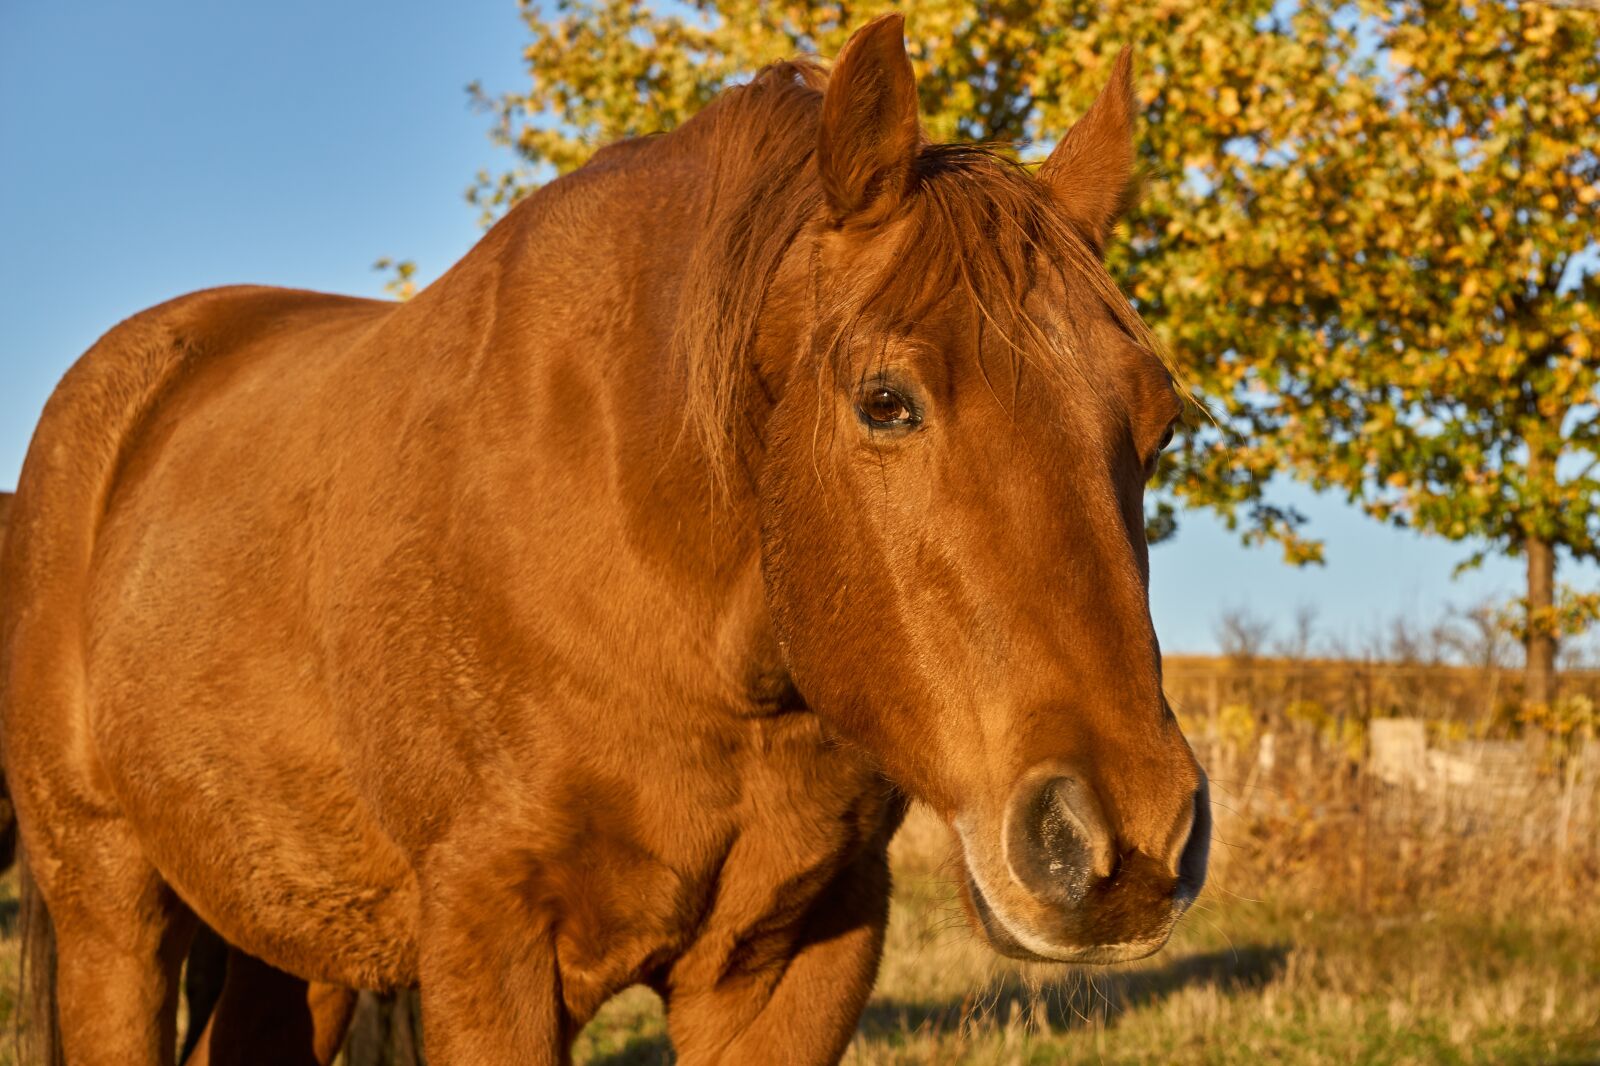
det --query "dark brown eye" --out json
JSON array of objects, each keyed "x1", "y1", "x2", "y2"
[
  {"x1": 1158, "y1": 424, "x2": 1175, "y2": 451},
  {"x1": 857, "y1": 386, "x2": 917, "y2": 428}
]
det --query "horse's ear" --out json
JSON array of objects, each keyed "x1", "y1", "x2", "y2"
[
  {"x1": 817, "y1": 13, "x2": 921, "y2": 226},
  {"x1": 1038, "y1": 48, "x2": 1138, "y2": 255}
]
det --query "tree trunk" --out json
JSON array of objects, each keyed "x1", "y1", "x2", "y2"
[{"x1": 1525, "y1": 534, "x2": 1557, "y2": 707}]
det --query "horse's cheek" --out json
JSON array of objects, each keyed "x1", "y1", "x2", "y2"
[{"x1": 757, "y1": 461, "x2": 853, "y2": 702}]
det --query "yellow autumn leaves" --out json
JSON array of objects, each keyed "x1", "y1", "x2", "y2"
[{"x1": 469, "y1": 0, "x2": 1599, "y2": 671}]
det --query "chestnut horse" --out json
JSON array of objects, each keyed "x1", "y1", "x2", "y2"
[{"x1": 1, "y1": 15, "x2": 1209, "y2": 1065}]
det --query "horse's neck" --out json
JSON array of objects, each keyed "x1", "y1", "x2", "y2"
[{"x1": 414, "y1": 147, "x2": 790, "y2": 713}]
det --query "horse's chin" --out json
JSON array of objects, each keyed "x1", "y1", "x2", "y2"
[{"x1": 955, "y1": 851, "x2": 1174, "y2": 966}]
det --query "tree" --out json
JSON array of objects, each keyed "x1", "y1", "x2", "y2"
[
  {"x1": 1194, "y1": 0, "x2": 1600, "y2": 705},
  {"x1": 469, "y1": 0, "x2": 1599, "y2": 701},
  {"x1": 1273, "y1": 603, "x2": 1322, "y2": 661}
]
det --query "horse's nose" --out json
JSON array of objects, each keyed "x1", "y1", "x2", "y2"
[
  {"x1": 1002, "y1": 766, "x2": 1211, "y2": 910},
  {"x1": 1173, "y1": 772, "x2": 1212, "y2": 908},
  {"x1": 1002, "y1": 770, "x2": 1114, "y2": 907}
]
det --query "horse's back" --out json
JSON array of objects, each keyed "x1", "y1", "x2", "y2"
[{"x1": 2, "y1": 285, "x2": 419, "y2": 987}]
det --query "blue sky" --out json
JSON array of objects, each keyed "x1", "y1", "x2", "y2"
[{"x1": 0, "y1": 1, "x2": 1561, "y2": 655}]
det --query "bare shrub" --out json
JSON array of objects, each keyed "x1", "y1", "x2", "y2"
[{"x1": 1215, "y1": 606, "x2": 1274, "y2": 664}]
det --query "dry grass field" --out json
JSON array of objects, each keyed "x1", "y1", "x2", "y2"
[
  {"x1": 565, "y1": 795, "x2": 1600, "y2": 1066},
  {"x1": 0, "y1": 656, "x2": 1596, "y2": 1064}
]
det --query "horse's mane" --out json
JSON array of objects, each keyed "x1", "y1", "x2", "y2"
[{"x1": 666, "y1": 59, "x2": 1168, "y2": 479}]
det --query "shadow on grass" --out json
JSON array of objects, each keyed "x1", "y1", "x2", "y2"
[
  {"x1": 585, "y1": 1032, "x2": 674, "y2": 1066},
  {"x1": 860, "y1": 943, "x2": 1291, "y2": 1040},
  {"x1": 580, "y1": 944, "x2": 1290, "y2": 1064}
]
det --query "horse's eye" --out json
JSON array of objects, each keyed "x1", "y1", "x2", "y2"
[
  {"x1": 858, "y1": 386, "x2": 917, "y2": 428},
  {"x1": 1158, "y1": 424, "x2": 1175, "y2": 451}
]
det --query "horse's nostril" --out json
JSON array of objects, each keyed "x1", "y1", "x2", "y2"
[
  {"x1": 1005, "y1": 774, "x2": 1113, "y2": 906},
  {"x1": 1174, "y1": 774, "x2": 1212, "y2": 907},
  {"x1": 1036, "y1": 786, "x2": 1094, "y2": 886}
]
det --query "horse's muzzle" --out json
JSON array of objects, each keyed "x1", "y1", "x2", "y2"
[{"x1": 956, "y1": 763, "x2": 1210, "y2": 964}]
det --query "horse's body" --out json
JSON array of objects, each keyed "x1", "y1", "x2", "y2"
[{"x1": 1, "y1": 17, "x2": 1208, "y2": 1065}]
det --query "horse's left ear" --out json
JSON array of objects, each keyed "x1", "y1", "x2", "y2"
[
  {"x1": 1038, "y1": 48, "x2": 1138, "y2": 255},
  {"x1": 817, "y1": 13, "x2": 921, "y2": 226}
]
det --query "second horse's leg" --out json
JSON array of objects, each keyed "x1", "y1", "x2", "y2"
[{"x1": 182, "y1": 947, "x2": 357, "y2": 1066}]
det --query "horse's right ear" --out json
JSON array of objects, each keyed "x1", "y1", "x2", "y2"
[{"x1": 817, "y1": 14, "x2": 920, "y2": 226}]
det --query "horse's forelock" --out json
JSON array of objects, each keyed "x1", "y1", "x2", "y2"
[{"x1": 671, "y1": 62, "x2": 1179, "y2": 486}]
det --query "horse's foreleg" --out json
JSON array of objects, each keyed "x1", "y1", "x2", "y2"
[
  {"x1": 664, "y1": 848, "x2": 892, "y2": 1066},
  {"x1": 416, "y1": 859, "x2": 571, "y2": 1065},
  {"x1": 181, "y1": 947, "x2": 356, "y2": 1066}
]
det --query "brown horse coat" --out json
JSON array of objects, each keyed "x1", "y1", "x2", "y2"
[{"x1": 1, "y1": 16, "x2": 1207, "y2": 1065}]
